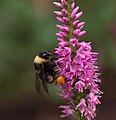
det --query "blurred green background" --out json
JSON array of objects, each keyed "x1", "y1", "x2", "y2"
[{"x1": 0, "y1": 0, "x2": 116, "y2": 120}]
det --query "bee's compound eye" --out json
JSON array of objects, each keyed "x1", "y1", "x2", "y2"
[
  {"x1": 56, "y1": 76, "x2": 65, "y2": 84},
  {"x1": 43, "y1": 53, "x2": 47, "y2": 56}
]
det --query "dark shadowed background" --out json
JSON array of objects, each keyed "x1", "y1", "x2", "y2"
[{"x1": 0, "y1": 0, "x2": 116, "y2": 120}]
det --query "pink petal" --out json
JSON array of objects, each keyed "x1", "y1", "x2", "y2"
[
  {"x1": 56, "y1": 25, "x2": 69, "y2": 32},
  {"x1": 73, "y1": 20, "x2": 79, "y2": 27},
  {"x1": 61, "y1": 0, "x2": 67, "y2": 6},
  {"x1": 77, "y1": 22, "x2": 85, "y2": 28},
  {"x1": 63, "y1": 17, "x2": 68, "y2": 23},
  {"x1": 71, "y1": 6, "x2": 79, "y2": 19},
  {"x1": 54, "y1": 11, "x2": 63, "y2": 16},
  {"x1": 78, "y1": 30, "x2": 86, "y2": 37},
  {"x1": 53, "y1": 2, "x2": 63, "y2": 8},
  {"x1": 71, "y1": 2, "x2": 75, "y2": 9},
  {"x1": 62, "y1": 9, "x2": 68, "y2": 16},
  {"x1": 56, "y1": 32, "x2": 63, "y2": 37},
  {"x1": 56, "y1": 17, "x2": 64, "y2": 23},
  {"x1": 60, "y1": 32, "x2": 68, "y2": 37},
  {"x1": 73, "y1": 29, "x2": 80, "y2": 35},
  {"x1": 57, "y1": 38, "x2": 65, "y2": 42},
  {"x1": 75, "y1": 11, "x2": 83, "y2": 19}
]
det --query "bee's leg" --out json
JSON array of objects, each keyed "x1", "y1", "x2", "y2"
[
  {"x1": 46, "y1": 74, "x2": 54, "y2": 83},
  {"x1": 51, "y1": 57, "x2": 58, "y2": 63},
  {"x1": 54, "y1": 80, "x2": 57, "y2": 85}
]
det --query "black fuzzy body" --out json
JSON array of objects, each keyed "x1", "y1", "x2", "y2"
[{"x1": 34, "y1": 51, "x2": 57, "y2": 94}]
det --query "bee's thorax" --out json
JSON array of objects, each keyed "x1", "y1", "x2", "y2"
[{"x1": 34, "y1": 56, "x2": 47, "y2": 64}]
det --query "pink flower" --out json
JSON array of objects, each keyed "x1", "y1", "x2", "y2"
[
  {"x1": 76, "y1": 99, "x2": 86, "y2": 115},
  {"x1": 59, "y1": 105, "x2": 74, "y2": 117},
  {"x1": 53, "y1": 0, "x2": 102, "y2": 119},
  {"x1": 75, "y1": 80, "x2": 85, "y2": 93},
  {"x1": 87, "y1": 93, "x2": 101, "y2": 105},
  {"x1": 70, "y1": 38, "x2": 78, "y2": 46}
]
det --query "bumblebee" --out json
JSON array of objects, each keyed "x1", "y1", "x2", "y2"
[{"x1": 34, "y1": 51, "x2": 64, "y2": 94}]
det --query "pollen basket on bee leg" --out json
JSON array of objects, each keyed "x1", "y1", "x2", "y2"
[{"x1": 56, "y1": 76, "x2": 65, "y2": 84}]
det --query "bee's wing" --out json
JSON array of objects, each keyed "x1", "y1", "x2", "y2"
[
  {"x1": 41, "y1": 76, "x2": 49, "y2": 94},
  {"x1": 35, "y1": 72, "x2": 49, "y2": 94},
  {"x1": 35, "y1": 72, "x2": 41, "y2": 92},
  {"x1": 40, "y1": 63, "x2": 49, "y2": 94}
]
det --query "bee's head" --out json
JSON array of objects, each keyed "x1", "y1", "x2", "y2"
[{"x1": 38, "y1": 51, "x2": 52, "y2": 60}]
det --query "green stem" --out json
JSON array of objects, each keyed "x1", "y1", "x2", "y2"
[
  {"x1": 65, "y1": 2, "x2": 87, "y2": 120},
  {"x1": 75, "y1": 110, "x2": 87, "y2": 120},
  {"x1": 66, "y1": 0, "x2": 77, "y2": 58},
  {"x1": 73, "y1": 91, "x2": 87, "y2": 120},
  {"x1": 67, "y1": 0, "x2": 73, "y2": 40}
]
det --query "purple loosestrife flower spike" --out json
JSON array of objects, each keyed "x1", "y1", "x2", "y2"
[{"x1": 53, "y1": 0, "x2": 102, "y2": 120}]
